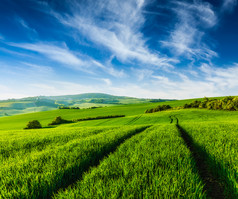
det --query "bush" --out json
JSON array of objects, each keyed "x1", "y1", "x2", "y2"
[
  {"x1": 48, "y1": 116, "x2": 71, "y2": 125},
  {"x1": 24, "y1": 120, "x2": 42, "y2": 129},
  {"x1": 145, "y1": 105, "x2": 172, "y2": 113}
]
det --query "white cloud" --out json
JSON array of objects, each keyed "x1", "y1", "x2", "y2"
[
  {"x1": 0, "y1": 84, "x2": 27, "y2": 100},
  {"x1": 29, "y1": 81, "x2": 96, "y2": 96},
  {"x1": 10, "y1": 43, "x2": 84, "y2": 67},
  {"x1": 161, "y1": 0, "x2": 218, "y2": 61},
  {"x1": 8, "y1": 42, "x2": 124, "y2": 77},
  {"x1": 54, "y1": 0, "x2": 176, "y2": 68},
  {"x1": 146, "y1": 63, "x2": 238, "y2": 99},
  {"x1": 92, "y1": 60, "x2": 125, "y2": 78},
  {"x1": 16, "y1": 16, "x2": 37, "y2": 35},
  {"x1": 200, "y1": 63, "x2": 238, "y2": 90},
  {"x1": 101, "y1": 78, "x2": 112, "y2": 86},
  {"x1": 132, "y1": 68, "x2": 154, "y2": 81},
  {"x1": 22, "y1": 62, "x2": 54, "y2": 74}
]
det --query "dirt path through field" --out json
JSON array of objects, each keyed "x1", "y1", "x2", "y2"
[{"x1": 174, "y1": 117, "x2": 225, "y2": 199}]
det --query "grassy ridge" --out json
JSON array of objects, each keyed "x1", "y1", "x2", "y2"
[{"x1": 54, "y1": 125, "x2": 206, "y2": 199}]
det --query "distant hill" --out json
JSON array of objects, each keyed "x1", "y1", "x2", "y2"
[{"x1": 0, "y1": 93, "x2": 173, "y2": 117}]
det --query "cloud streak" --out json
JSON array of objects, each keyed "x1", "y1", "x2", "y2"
[
  {"x1": 8, "y1": 42, "x2": 123, "y2": 77},
  {"x1": 161, "y1": 0, "x2": 218, "y2": 61},
  {"x1": 53, "y1": 0, "x2": 177, "y2": 69}
]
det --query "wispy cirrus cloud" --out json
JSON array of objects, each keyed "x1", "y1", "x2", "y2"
[
  {"x1": 53, "y1": 0, "x2": 177, "y2": 69},
  {"x1": 10, "y1": 42, "x2": 84, "y2": 66},
  {"x1": 200, "y1": 63, "x2": 238, "y2": 90},
  {"x1": 148, "y1": 62, "x2": 238, "y2": 99},
  {"x1": 131, "y1": 68, "x2": 154, "y2": 81},
  {"x1": 22, "y1": 62, "x2": 54, "y2": 74},
  {"x1": 8, "y1": 42, "x2": 123, "y2": 77},
  {"x1": 16, "y1": 16, "x2": 37, "y2": 35},
  {"x1": 161, "y1": 0, "x2": 218, "y2": 61}
]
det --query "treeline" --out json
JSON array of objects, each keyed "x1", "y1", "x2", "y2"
[
  {"x1": 145, "y1": 96, "x2": 238, "y2": 114},
  {"x1": 145, "y1": 105, "x2": 172, "y2": 113},
  {"x1": 183, "y1": 96, "x2": 238, "y2": 111},
  {"x1": 58, "y1": 106, "x2": 80, "y2": 109}
]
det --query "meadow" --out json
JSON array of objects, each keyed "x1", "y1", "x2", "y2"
[{"x1": 0, "y1": 98, "x2": 237, "y2": 198}]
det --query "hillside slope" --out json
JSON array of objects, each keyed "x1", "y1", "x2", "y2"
[{"x1": 0, "y1": 93, "x2": 171, "y2": 117}]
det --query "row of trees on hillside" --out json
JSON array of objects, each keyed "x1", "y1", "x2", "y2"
[
  {"x1": 145, "y1": 96, "x2": 238, "y2": 114},
  {"x1": 58, "y1": 106, "x2": 80, "y2": 109},
  {"x1": 145, "y1": 105, "x2": 172, "y2": 113},
  {"x1": 183, "y1": 96, "x2": 238, "y2": 111}
]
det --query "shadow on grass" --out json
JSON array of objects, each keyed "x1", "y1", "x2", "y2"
[
  {"x1": 42, "y1": 126, "x2": 57, "y2": 129},
  {"x1": 176, "y1": 124, "x2": 238, "y2": 199}
]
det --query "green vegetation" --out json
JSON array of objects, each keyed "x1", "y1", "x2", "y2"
[
  {"x1": 0, "y1": 95, "x2": 237, "y2": 198},
  {"x1": 146, "y1": 96, "x2": 238, "y2": 114},
  {"x1": 24, "y1": 120, "x2": 42, "y2": 129},
  {"x1": 55, "y1": 125, "x2": 206, "y2": 199},
  {"x1": 48, "y1": 116, "x2": 72, "y2": 125},
  {"x1": 0, "y1": 93, "x2": 171, "y2": 117},
  {"x1": 179, "y1": 122, "x2": 238, "y2": 198},
  {"x1": 59, "y1": 106, "x2": 80, "y2": 109},
  {"x1": 73, "y1": 114, "x2": 125, "y2": 122},
  {"x1": 183, "y1": 96, "x2": 238, "y2": 111},
  {"x1": 0, "y1": 125, "x2": 148, "y2": 198},
  {"x1": 145, "y1": 104, "x2": 171, "y2": 113}
]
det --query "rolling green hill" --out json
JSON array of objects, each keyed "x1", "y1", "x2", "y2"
[
  {"x1": 0, "y1": 96, "x2": 237, "y2": 198},
  {"x1": 0, "y1": 98, "x2": 197, "y2": 130},
  {"x1": 0, "y1": 93, "x2": 171, "y2": 118}
]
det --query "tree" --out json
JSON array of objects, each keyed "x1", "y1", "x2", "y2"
[
  {"x1": 48, "y1": 116, "x2": 71, "y2": 125},
  {"x1": 24, "y1": 120, "x2": 42, "y2": 129}
]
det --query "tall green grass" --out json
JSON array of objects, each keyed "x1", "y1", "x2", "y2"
[
  {"x1": 0, "y1": 125, "x2": 147, "y2": 198},
  {"x1": 180, "y1": 122, "x2": 238, "y2": 198},
  {"x1": 55, "y1": 125, "x2": 207, "y2": 199},
  {"x1": 0, "y1": 126, "x2": 118, "y2": 163}
]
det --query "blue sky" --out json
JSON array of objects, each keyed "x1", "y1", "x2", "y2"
[{"x1": 0, "y1": 0, "x2": 238, "y2": 99}]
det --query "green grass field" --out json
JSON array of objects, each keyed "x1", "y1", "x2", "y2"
[{"x1": 0, "y1": 98, "x2": 237, "y2": 198}]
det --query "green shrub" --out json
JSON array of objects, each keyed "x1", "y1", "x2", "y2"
[
  {"x1": 24, "y1": 120, "x2": 42, "y2": 129},
  {"x1": 48, "y1": 116, "x2": 71, "y2": 125},
  {"x1": 145, "y1": 105, "x2": 171, "y2": 113}
]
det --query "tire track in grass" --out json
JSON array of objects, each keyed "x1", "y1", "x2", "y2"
[
  {"x1": 175, "y1": 118, "x2": 226, "y2": 199},
  {"x1": 125, "y1": 115, "x2": 142, "y2": 125},
  {"x1": 50, "y1": 125, "x2": 150, "y2": 199},
  {"x1": 169, "y1": 116, "x2": 173, "y2": 124}
]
